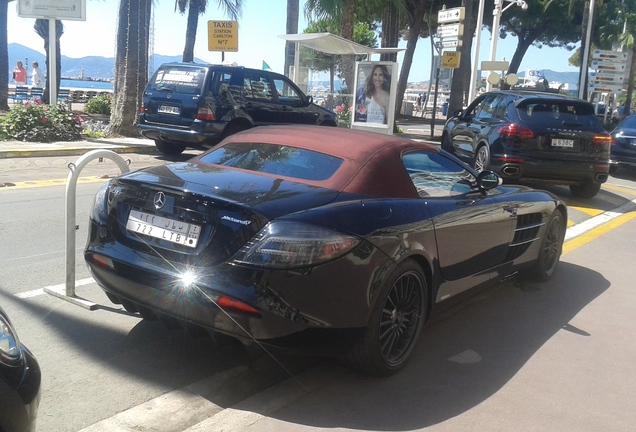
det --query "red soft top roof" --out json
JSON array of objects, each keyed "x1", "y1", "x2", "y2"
[{"x1": 197, "y1": 125, "x2": 439, "y2": 199}]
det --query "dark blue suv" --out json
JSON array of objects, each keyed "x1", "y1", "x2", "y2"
[{"x1": 138, "y1": 63, "x2": 338, "y2": 155}]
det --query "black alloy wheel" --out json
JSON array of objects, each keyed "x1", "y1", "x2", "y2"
[
  {"x1": 522, "y1": 210, "x2": 565, "y2": 282},
  {"x1": 343, "y1": 260, "x2": 427, "y2": 376},
  {"x1": 474, "y1": 145, "x2": 490, "y2": 172}
]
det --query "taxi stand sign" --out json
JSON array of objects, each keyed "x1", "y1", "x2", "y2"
[
  {"x1": 208, "y1": 20, "x2": 238, "y2": 52},
  {"x1": 442, "y1": 51, "x2": 461, "y2": 69}
]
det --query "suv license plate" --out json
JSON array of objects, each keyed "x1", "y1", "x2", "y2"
[
  {"x1": 552, "y1": 139, "x2": 574, "y2": 147},
  {"x1": 126, "y1": 210, "x2": 200, "y2": 248},
  {"x1": 158, "y1": 105, "x2": 180, "y2": 115}
]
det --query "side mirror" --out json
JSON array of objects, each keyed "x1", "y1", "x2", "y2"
[
  {"x1": 451, "y1": 109, "x2": 463, "y2": 118},
  {"x1": 476, "y1": 170, "x2": 502, "y2": 191},
  {"x1": 306, "y1": 95, "x2": 314, "y2": 105}
]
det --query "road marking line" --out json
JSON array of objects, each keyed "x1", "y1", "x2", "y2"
[{"x1": 15, "y1": 277, "x2": 95, "y2": 299}]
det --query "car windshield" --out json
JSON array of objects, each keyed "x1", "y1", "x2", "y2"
[
  {"x1": 516, "y1": 100, "x2": 599, "y2": 128},
  {"x1": 199, "y1": 142, "x2": 344, "y2": 181},
  {"x1": 148, "y1": 66, "x2": 206, "y2": 95}
]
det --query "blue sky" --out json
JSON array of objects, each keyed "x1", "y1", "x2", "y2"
[{"x1": 7, "y1": 0, "x2": 581, "y2": 82}]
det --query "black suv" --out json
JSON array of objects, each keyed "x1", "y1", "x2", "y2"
[
  {"x1": 442, "y1": 90, "x2": 611, "y2": 198},
  {"x1": 138, "y1": 63, "x2": 338, "y2": 155}
]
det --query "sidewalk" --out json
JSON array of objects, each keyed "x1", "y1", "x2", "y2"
[{"x1": 0, "y1": 117, "x2": 443, "y2": 159}]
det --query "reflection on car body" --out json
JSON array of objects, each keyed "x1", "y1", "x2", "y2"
[{"x1": 85, "y1": 125, "x2": 567, "y2": 376}]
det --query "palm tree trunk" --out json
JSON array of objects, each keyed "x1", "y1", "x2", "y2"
[
  {"x1": 395, "y1": 0, "x2": 426, "y2": 119},
  {"x1": 0, "y1": 0, "x2": 9, "y2": 110},
  {"x1": 111, "y1": 0, "x2": 151, "y2": 136},
  {"x1": 624, "y1": 45, "x2": 636, "y2": 117},
  {"x1": 380, "y1": 2, "x2": 399, "y2": 63},
  {"x1": 182, "y1": 0, "x2": 201, "y2": 62}
]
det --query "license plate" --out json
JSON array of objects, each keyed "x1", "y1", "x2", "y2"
[
  {"x1": 552, "y1": 138, "x2": 574, "y2": 148},
  {"x1": 126, "y1": 210, "x2": 201, "y2": 248},
  {"x1": 158, "y1": 105, "x2": 180, "y2": 115}
]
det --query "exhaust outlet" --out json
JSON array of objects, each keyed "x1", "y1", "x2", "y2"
[
  {"x1": 502, "y1": 166, "x2": 520, "y2": 176},
  {"x1": 596, "y1": 173, "x2": 608, "y2": 182}
]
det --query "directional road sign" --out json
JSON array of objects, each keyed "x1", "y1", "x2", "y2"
[
  {"x1": 441, "y1": 40, "x2": 463, "y2": 49},
  {"x1": 438, "y1": 7, "x2": 465, "y2": 24},
  {"x1": 437, "y1": 23, "x2": 464, "y2": 38},
  {"x1": 592, "y1": 49, "x2": 629, "y2": 63},
  {"x1": 591, "y1": 61, "x2": 627, "y2": 72},
  {"x1": 590, "y1": 74, "x2": 625, "y2": 84},
  {"x1": 588, "y1": 83, "x2": 624, "y2": 93}
]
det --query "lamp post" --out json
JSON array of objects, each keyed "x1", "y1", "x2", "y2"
[{"x1": 485, "y1": 0, "x2": 528, "y2": 91}]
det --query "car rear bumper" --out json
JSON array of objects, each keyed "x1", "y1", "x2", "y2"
[
  {"x1": 492, "y1": 156, "x2": 609, "y2": 185},
  {"x1": 137, "y1": 121, "x2": 225, "y2": 145}
]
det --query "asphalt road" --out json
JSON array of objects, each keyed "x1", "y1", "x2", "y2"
[{"x1": 1, "y1": 149, "x2": 635, "y2": 432}]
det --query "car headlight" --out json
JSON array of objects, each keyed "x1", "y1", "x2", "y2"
[
  {"x1": 232, "y1": 221, "x2": 360, "y2": 269},
  {"x1": 90, "y1": 182, "x2": 110, "y2": 226},
  {"x1": 0, "y1": 313, "x2": 22, "y2": 365}
]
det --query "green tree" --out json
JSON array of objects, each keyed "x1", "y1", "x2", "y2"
[
  {"x1": 174, "y1": 0, "x2": 243, "y2": 63},
  {"x1": 110, "y1": 0, "x2": 152, "y2": 136}
]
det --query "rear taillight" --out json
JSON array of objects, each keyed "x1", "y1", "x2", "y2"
[
  {"x1": 140, "y1": 103, "x2": 145, "y2": 114},
  {"x1": 196, "y1": 105, "x2": 215, "y2": 121},
  {"x1": 216, "y1": 295, "x2": 260, "y2": 316},
  {"x1": 497, "y1": 124, "x2": 535, "y2": 139},
  {"x1": 592, "y1": 133, "x2": 612, "y2": 146}
]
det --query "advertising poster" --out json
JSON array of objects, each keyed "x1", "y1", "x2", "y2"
[{"x1": 351, "y1": 61, "x2": 398, "y2": 135}]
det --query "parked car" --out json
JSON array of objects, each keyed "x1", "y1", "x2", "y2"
[
  {"x1": 137, "y1": 63, "x2": 338, "y2": 155},
  {"x1": 442, "y1": 90, "x2": 611, "y2": 198},
  {"x1": 0, "y1": 306, "x2": 41, "y2": 432},
  {"x1": 85, "y1": 125, "x2": 566, "y2": 376},
  {"x1": 609, "y1": 115, "x2": 636, "y2": 174}
]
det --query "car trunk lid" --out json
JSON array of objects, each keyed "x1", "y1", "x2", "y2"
[{"x1": 104, "y1": 164, "x2": 340, "y2": 266}]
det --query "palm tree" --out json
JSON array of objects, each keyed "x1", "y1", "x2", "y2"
[
  {"x1": 0, "y1": 0, "x2": 10, "y2": 110},
  {"x1": 174, "y1": 0, "x2": 243, "y2": 63},
  {"x1": 110, "y1": 0, "x2": 152, "y2": 136},
  {"x1": 285, "y1": 0, "x2": 300, "y2": 77},
  {"x1": 34, "y1": 19, "x2": 64, "y2": 104}
]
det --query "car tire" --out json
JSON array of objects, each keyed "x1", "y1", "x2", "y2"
[
  {"x1": 155, "y1": 139, "x2": 186, "y2": 156},
  {"x1": 569, "y1": 181, "x2": 601, "y2": 198},
  {"x1": 221, "y1": 123, "x2": 250, "y2": 140},
  {"x1": 341, "y1": 260, "x2": 427, "y2": 376},
  {"x1": 474, "y1": 145, "x2": 490, "y2": 172},
  {"x1": 521, "y1": 209, "x2": 565, "y2": 282},
  {"x1": 441, "y1": 132, "x2": 453, "y2": 153}
]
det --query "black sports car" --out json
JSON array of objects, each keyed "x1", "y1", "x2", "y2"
[
  {"x1": 85, "y1": 125, "x2": 567, "y2": 376},
  {"x1": 0, "y1": 306, "x2": 41, "y2": 432}
]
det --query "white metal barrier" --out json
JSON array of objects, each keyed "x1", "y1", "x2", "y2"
[{"x1": 44, "y1": 150, "x2": 130, "y2": 310}]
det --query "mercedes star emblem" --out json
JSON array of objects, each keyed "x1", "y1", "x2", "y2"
[{"x1": 153, "y1": 192, "x2": 166, "y2": 209}]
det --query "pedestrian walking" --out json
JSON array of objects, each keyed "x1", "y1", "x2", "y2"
[
  {"x1": 12, "y1": 61, "x2": 27, "y2": 85},
  {"x1": 31, "y1": 62, "x2": 45, "y2": 88}
]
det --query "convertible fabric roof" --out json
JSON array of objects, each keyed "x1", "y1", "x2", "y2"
[
  {"x1": 278, "y1": 33, "x2": 405, "y2": 56},
  {"x1": 211, "y1": 125, "x2": 438, "y2": 199}
]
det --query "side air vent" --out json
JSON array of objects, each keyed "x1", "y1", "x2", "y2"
[{"x1": 506, "y1": 213, "x2": 544, "y2": 261}]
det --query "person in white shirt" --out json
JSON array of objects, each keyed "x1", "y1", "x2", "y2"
[{"x1": 31, "y1": 62, "x2": 45, "y2": 88}]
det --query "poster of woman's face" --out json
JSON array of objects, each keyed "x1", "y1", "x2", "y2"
[{"x1": 354, "y1": 63, "x2": 392, "y2": 125}]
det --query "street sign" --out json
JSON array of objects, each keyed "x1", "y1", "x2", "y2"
[
  {"x1": 481, "y1": 60, "x2": 509, "y2": 71},
  {"x1": 592, "y1": 49, "x2": 629, "y2": 63},
  {"x1": 437, "y1": 23, "x2": 464, "y2": 38},
  {"x1": 438, "y1": 7, "x2": 465, "y2": 24},
  {"x1": 441, "y1": 40, "x2": 463, "y2": 49},
  {"x1": 17, "y1": 0, "x2": 86, "y2": 20},
  {"x1": 588, "y1": 83, "x2": 624, "y2": 93},
  {"x1": 591, "y1": 61, "x2": 627, "y2": 72},
  {"x1": 590, "y1": 74, "x2": 625, "y2": 84},
  {"x1": 442, "y1": 51, "x2": 461, "y2": 69},
  {"x1": 208, "y1": 20, "x2": 238, "y2": 52}
]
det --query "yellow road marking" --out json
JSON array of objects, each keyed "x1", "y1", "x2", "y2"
[
  {"x1": 568, "y1": 206, "x2": 605, "y2": 217},
  {"x1": 603, "y1": 183, "x2": 636, "y2": 197},
  {"x1": 563, "y1": 210, "x2": 636, "y2": 255},
  {"x1": 0, "y1": 176, "x2": 107, "y2": 189}
]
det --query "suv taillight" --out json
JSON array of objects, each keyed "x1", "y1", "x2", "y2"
[
  {"x1": 592, "y1": 133, "x2": 612, "y2": 146},
  {"x1": 139, "y1": 103, "x2": 145, "y2": 114},
  {"x1": 196, "y1": 105, "x2": 215, "y2": 121},
  {"x1": 497, "y1": 124, "x2": 535, "y2": 139}
]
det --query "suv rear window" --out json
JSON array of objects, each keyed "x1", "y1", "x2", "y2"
[
  {"x1": 149, "y1": 65, "x2": 206, "y2": 95},
  {"x1": 516, "y1": 100, "x2": 600, "y2": 128},
  {"x1": 200, "y1": 142, "x2": 343, "y2": 181}
]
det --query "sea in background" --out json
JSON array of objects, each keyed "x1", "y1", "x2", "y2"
[{"x1": 61, "y1": 79, "x2": 112, "y2": 90}]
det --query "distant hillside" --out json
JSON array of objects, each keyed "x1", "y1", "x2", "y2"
[
  {"x1": 518, "y1": 70, "x2": 579, "y2": 86},
  {"x1": 8, "y1": 43, "x2": 207, "y2": 79}
]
